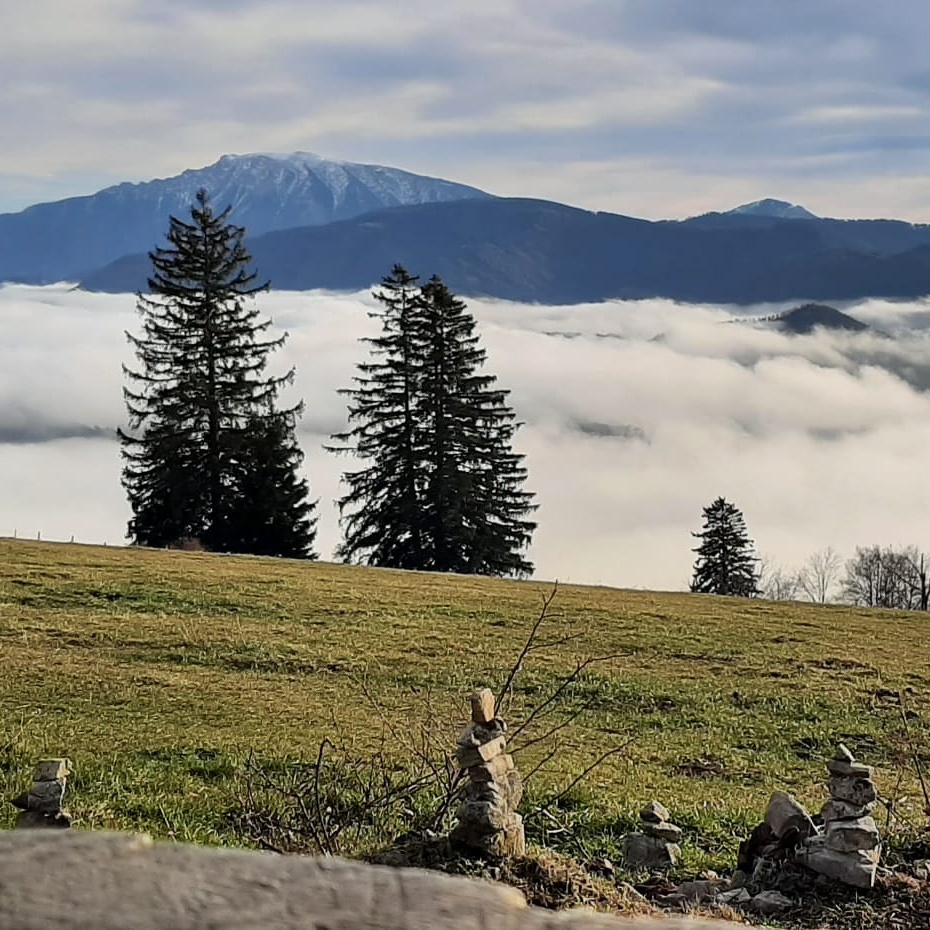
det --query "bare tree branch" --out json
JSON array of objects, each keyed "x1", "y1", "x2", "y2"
[{"x1": 497, "y1": 582, "x2": 559, "y2": 716}]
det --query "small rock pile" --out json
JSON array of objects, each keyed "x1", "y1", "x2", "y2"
[
  {"x1": 798, "y1": 743, "x2": 881, "y2": 889},
  {"x1": 622, "y1": 801, "x2": 682, "y2": 870},
  {"x1": 11, "y1": 759, "x2": 72, "y2": 829},
  {"x1": 450, "y1": 688, "x2": 525, "y2": 859}
]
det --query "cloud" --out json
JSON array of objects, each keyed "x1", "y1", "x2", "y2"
[
  {"x1": 4, "y1": 283, "x2": 930, "y2": 591},
  {"x1": 2, "y1": 2, "x2": 930, "y2": 219}
]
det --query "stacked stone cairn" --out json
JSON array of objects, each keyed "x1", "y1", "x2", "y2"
[
  {"x1": 10, "y1": 759, "x2": 72, "y2": 829},
  {"x1": 622, "y1": 800, "x2": 683, "y2": 869},
  {"x1": 450, "y1": 688, "x2": 525, "y2": 859},
  {"x1": 797, "y1": 744, "x2": 880, "y2": 889}
]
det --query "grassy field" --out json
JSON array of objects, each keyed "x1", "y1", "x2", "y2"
[{"x1": 1, "y1": 538, "x2": 928, "y2": 871}]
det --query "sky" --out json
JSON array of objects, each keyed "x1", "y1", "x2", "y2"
[
  {"x1": 4, "y1": 284, "x2": 930, "y2": 592},
  {"x1": 2, "y1": 0, "x2": 930, "y2": 220}
]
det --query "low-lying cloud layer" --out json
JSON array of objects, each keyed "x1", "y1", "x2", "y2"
[{"x1": 3, "y1": 283, "x2": 930, "y2": 591}]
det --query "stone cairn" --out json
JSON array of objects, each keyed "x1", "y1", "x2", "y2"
[
  {"x1": 797, "y1": 744, "x2": 880, "y2": 889},
  {"x1": 10, "y1": 759, "x2": 72, "y2": 829},
  {"x1": 450, "y1": 688, "x2": 525, "y2": 858},
  {"x1": 622, "y1": 800, "x2": 683, "y2": 870}
]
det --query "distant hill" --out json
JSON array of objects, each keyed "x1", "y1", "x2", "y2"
[
  {"x1": 770, "y1": 303, "x2": 869, "y2": 334},
  {"x1": 0, "y1": 152, "x2": 492, "y2": 284},
  {"x1": 723, "y1": 198, "x2": 818, "y2": 220},
  {"x1": 80, "y1": 196, "x2": 930, "y2": 305}
]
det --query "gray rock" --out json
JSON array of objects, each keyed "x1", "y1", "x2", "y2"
[
  {"x1": 821, "y1": 798, "x2": 874, "y2": 822},
  {"x1": 622, "y1": 833, "x2": 680, "y2": 870},
  {"x1": 456, "y1": 736, "x2": 506, "y2": 768},
  {"x1": 451, "y1": 803, "x2": 526, "y2": 857},
  {"x1": 641, "y1": 821, "x2": 683, "y2": 841},
  {"x1": 828, "y1": 775, "x2": 877, "y2": 807},
  {"x1": 33, "y1": 759, "x2": 71, "y2": 782},
  {"x1": 749, "y1": 890, "x2": 793, "y2": 915},
  {"x1": 763, "y1": 791, "x2": 816, "y2": 840},
  {"x1": 726, "y1": 870, "x2": 749, "y2": 890},
  {"x1": 454, "y1": 800, "x2": 513, "y2": 833},
  {"x1": 827, "y1": 759, "x2": 875, "y2": 778},
  {"x1": 716, "y1": 887, "x2": 752, "y2": 906},
  {"x1": 825, "y1": 816, "x2": 880, "y2": 853},
  {"x1": 1, "y1": 830, "x2": 743, "y2": 930},
  {"x1": 14, "y1": 810, "x2": 71, "y2": 829},
  {"x1": 468, "y1": 753, "x2": 515, "y2": 782},
  {"x1": 25, "y1": 779, "x2": 65, "y2": 814},
  {"x1": 798, "y1": 835, "x2": 879, "y2": 889},
  {"x1": 504, "y1": 769, "x2": 524, "y2": 810},
  {"x1": 639, "y1": 801, "x2": 670, "y2": 824},
  {"x1": 833, "y1": 743, "x2": 856, "y2": 764},
  {"x1": 676, "y1": 880, "x2": 723, "y2": 903}
]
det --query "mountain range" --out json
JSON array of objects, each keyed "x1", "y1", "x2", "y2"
[
  {"x1": 3, "y1": 153, "x2": 930, "y2": 305},
  {"x1": 0, "y1": 153, "x2": 489, "y2": 285}
]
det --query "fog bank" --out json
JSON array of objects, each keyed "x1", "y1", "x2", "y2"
[{"x1": 3, "y1": 284, "x2": 929, "y2": 590}]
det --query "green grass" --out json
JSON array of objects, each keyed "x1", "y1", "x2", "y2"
[{"x1": 1, "y1": 538, "x2": 928, "y2": 870}]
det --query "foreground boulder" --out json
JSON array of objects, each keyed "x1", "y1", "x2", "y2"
[{"x1": 0, "y1": 831, "x2": 736, "y2": 929}]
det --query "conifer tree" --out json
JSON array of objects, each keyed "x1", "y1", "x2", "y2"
[
  {"x1": 331, "y1": 266, "x2": 536, "y2": 575},
  {"x1": 690, "y1": 497, "x2": 758, "y2": 596},
  {"x1": 329, "y1": 264, "x2": 425, "y2": 568},
  {"x1": 416, "y1": 276, "x2": 536, "y2": 575},
  {"x1": 120, "y1": 189, "x2": 316, "y2": 557}
]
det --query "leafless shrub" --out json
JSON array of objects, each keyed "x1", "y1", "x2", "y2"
[{"x1": 231, "y1": 584, "x2": 631, "y2": 857}]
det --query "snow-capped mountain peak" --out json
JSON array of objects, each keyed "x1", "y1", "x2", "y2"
[
  {"x1": 0, "y1": 153, "x2": 493, "y2": 283},
  {"x1": 725, "y1": 198, "x2": 818, "y2": 220}
]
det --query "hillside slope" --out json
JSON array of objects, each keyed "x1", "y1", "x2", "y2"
[{"x1": 0, "y1": 539, "x2": 924, "y2": 866}]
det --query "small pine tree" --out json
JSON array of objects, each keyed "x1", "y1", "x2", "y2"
[
  {"x1": 330, "y1": 266, "x2": 536, "y2": 575},
  {"x1": 690, "y1": 497, "x2": 759, "y2": 596},
  {"x1": 120, "y1": 189, "x2": 316, "y2": 557},
  {"x1": 222, "y1": 411, "x2": 318, "y2": 558}
]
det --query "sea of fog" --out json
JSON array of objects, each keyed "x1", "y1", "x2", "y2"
[{"x1": 3, "y1": 283, "x2": 930, "y2": 591}]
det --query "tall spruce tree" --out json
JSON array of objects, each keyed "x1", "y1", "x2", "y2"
[
  {"x1": 120, "y1": 189, "x2": 316, "y2": 557},
  {"x1": 330, "y1": 266, "x2": 536, "y2": 575},
  {"x1": 329, "y1": 265, "x2": 425, "y2": 568},
  {"x1": 416, "y1": 275, "x2": 536, "y2": 575},
  {"x1": 690, "y1": 497, "x2": 758, "y2": 596}
]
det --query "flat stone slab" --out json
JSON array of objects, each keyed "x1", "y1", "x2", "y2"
[
  {"x1": 798, "y1": 835, "x2": 879, "y2": 889},
  {"x1": 639, "y1": 801, "x2": 670, "y2": 824},
  {"x1": 33, "y1": 759, "x2": 71, "y2": 782},
  {"x1": 456, "y1": 735, "x2": 506, "y2": 768},
  {"x1": 827, "y1": 759, "x2": 874, "y2": 778},
  {"x1": 825, "y1": 816, "x2": 880, "y2": 853},
  {"x1": 0, "y1": 831, "x2": 736, "y2": 930},
  {"x1": 641, "y1": 821, "x2": 683, "y2": 841},
  {"x1": 821, "y1": 799, "x2": 875, "y2": 822}
]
